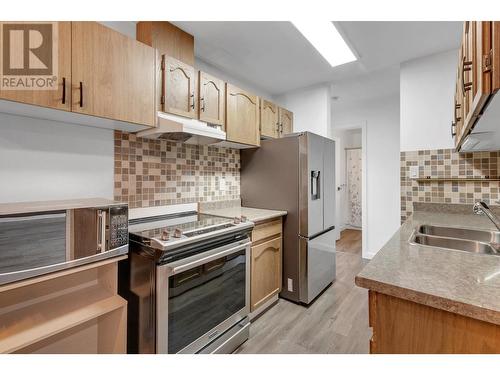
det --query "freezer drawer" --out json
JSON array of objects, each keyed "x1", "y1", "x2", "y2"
[{"x1": 299, "y1": 228, "x2": 336, "y2": 304}]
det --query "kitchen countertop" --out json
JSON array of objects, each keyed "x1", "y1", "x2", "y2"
[
  {"x1": 198, "y1": 200, "x2": 286, "y2": 223},
  {"x1": 0, "y1": 197, "x2": 121, "y2": 215},
  {"x1": 201, "y1": 206, "x2": 287, "y2": 223},
  {"x1": 355, "y1": 204, "x2": 500, "y2": 325}
]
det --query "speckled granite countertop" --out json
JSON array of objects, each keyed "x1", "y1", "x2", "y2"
[
  {"x1": 198, "y1": 199, "x2": 287, "y2": 223},
  {"x1": 355, "y1": 204, "x2": 500, "y2": 325}
]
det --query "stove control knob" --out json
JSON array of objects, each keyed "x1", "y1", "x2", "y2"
[
  {"x1": 173, "y1": 228, "x2": 183, "y2": 238},
  {"x1": 233, "y1": 217, "x2": 241, "y2": 224},
  {"x1": 240, "y1": 215, "x2": 248, "y2": 223},
  {"x1": 161, "y1": 230, "x2": 170, "y2": 241}
]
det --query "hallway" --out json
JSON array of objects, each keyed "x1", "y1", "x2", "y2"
[{"x1": 336, "y1": 229, "x2": 362, "y2": 255}]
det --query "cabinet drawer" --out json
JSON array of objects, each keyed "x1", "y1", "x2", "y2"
[{"x1": 251, "y1": 218, "x2": 282, "y2": 243}]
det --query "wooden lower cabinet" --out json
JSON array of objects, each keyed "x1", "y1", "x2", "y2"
[
  {"x1": 0, "y1": 257, "x2": 127, "y2": 354},
  {"x1": 250, "y1": 218, "x2": 282, "y2": 312},
  {"x1": 368, "y1": 291, "x2": 500, "y2": 354}
]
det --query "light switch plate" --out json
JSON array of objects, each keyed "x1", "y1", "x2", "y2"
[{"x1": 410, "y1": 166, "x2": 419, "y2": 179}]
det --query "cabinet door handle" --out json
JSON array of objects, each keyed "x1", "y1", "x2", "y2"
[
  {"x1": 462, "y1": 57, "x2": 473, "y2": 94},
  {"x1": 200, "y1": 97, "x2": 205, "y2": 112},
  {"x1": 79, "y1": 82, "x2": 83, "y2": 107},
  {"x1": 61, "y1": 77, "x2": 66, "y2": 104},
  {"x1": 190, "y1": 93, "x2": 195, "y2": 109},
  {"x1": 280, "y1": 123, "x2": 284, "y2": 134}
]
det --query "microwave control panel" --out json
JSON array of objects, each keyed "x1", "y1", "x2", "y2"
[{"x1": 109, "y1": 206, "x2": 128, "y2": 249}]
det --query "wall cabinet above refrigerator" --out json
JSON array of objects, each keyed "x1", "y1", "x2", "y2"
[{"x1": 260, "y1": 100, "x2": 294, "y2": 139}]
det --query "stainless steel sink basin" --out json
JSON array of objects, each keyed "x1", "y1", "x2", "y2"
[
  {"x1": 418, "y1": 225, "x2": 500, "y2": 243},
  {"x1": 410, "y1": 224, "x2": 500, "y2": 256},
  {"x1": 412, "y1": 234, "x2": 499, "y2": 255}
]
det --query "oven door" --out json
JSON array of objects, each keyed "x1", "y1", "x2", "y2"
[{"x1": 156, "y1": 239, "x2": 251, "y2": 354}]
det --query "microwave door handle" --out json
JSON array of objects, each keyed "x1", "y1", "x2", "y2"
[
  {"x1": 167, "y1": 242, "x2": 249, "y2": 275},
  {"x1": 97, "y1": 210, "x2": 106, "y2": 253}
]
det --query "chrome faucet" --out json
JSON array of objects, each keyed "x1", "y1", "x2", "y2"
[{"x1": 473, "y1": 201, "x2": 500, "y2": 231}]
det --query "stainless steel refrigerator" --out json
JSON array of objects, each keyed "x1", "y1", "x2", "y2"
[{"x1": 241, "y1": 132, "x2": 335, "y2": 304}]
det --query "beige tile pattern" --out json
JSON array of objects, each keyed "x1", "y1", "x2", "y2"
[
  {"x1": 114, "y1": 131, "x2": 240, "y2": 208},
  {"x1": 401, "y1": 149, "x2": 500, "y2": 222}
]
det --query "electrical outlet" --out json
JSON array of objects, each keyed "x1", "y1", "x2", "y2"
[
  {"x1": 287, "y1": 278, "x2": 293, "y2": 292},
  {"x1": 410, "y1": 166, "x2": 419, "y2": 179},
  {"x1": 218, "y1": 177, "x2": 226, "y2": 192}
]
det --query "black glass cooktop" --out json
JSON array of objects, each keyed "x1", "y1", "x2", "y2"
[{"x1": 129, "y1": 212, "x2": 234, "y2": 241}]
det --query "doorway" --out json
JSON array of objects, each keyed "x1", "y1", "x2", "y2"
[
  {"x1": 345, "y1": 147, "x2": 362, "y2": 228},
  {"x1": 332, "y1": 126, "x2": 365, "y2": 258}
]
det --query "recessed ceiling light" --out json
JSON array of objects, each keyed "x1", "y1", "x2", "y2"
[{"x1": 292, "y1": 21, "x2": 356, "y2": 68}]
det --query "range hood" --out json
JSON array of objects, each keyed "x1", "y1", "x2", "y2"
[
  {"x1": 136, "y1": 112, "x2": 226, "y2": 145},
  {"x1": 459, "y1": 92, "x2": 500, "y2": 152}
]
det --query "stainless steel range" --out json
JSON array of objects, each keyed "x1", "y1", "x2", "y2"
[{"x1": 119, "y1": 210, "x2": 254, "y2": 354}]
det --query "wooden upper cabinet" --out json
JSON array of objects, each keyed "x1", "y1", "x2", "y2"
[
  {"x1": 251, "y1": 236, "x2": 282, "y2": 311},
  {"x1": 456, "y1": 21, "x2": 492, "y2": 141},
  {"x1": 454, "y1": 21, "x2": 500, "y2": 149},
  {"x1": 71, "y1": 22, "x2": 155, "y2": 127},
  {"x1": 0, "y1": 22, "x2": 72, "y2": 111},
  {"x1": 463, "y1": 22, "x2": 491, "y2": 127},
  {"x1": 136, "y1": 22, "x2": 194, "y2": 65},
  {"x1": 198, "y1": 71, "x2": 225, "y2": 126},
  {"x1": 279, "y1": 107, "x2": 293, "y2": 137},
  {"x1": 492, "y1": 22, "x2": 500, "y2": 92},
  {"x1": 260, "y1": 100, "x2": 279, "y2": 138},
  {"x1": 162, "y1": 55, "x2": 197, "y2": 119},
  {"x1": 225, "y1": 83, "x2": 260, "y2": 146},
  {"x1": 136, "y1": 22, "x2": 194, "y2": 112}
]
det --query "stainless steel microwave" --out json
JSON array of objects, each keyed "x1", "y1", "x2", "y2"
[{"x1": 0, "y1": 199, "x2": 129, "y2": 285}]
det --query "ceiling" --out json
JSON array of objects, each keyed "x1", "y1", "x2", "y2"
[{"x1": 172, "y1": 21, "x2": 462, "y2": 96}]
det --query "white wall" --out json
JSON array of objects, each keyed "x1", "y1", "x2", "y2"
[
  {"x1": 274, "y1": 84, "x2": 332, "y2": 138},
  {"x1": 333, "y1": 94, "x2": 400, "y2": 259},
  {"x1": 0, "y1": 113, "x2": 114, "y2": 203},
  {"x1": 400, "y1": 49, "x2": 458, "y2": 151}
]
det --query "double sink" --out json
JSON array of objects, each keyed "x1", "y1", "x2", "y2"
[{"x1": 410, "y1": 225, "x2": 500, "y2": 256}]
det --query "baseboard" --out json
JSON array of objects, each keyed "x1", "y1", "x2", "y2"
[
  {"x1": 343, "y1": 224, "x2": 362, "y2": 231},
  {"x1": 248, "y1": 294, "x2": 279, "y2": 322}
]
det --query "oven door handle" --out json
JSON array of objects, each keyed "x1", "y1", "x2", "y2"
[{"x1": 167, "y1": 241, "x2": 250, "y2": 276}]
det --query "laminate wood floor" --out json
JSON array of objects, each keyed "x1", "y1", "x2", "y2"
[
  {"x1": 236, "y1": 246, "x2": 370, "y2": 354},
  {"x1": 336, "y1": 229, "x2": 362, "y2": 255}
]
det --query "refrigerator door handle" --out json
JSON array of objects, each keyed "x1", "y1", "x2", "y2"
[{"x1": 311, "y1": 170, "x2": 321, "y2": 200}]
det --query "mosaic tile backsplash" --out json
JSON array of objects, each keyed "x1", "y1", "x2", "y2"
[
  {"x1": 114, "y1": 131, "x2": 240, "y2": 208},
  {"x1": 401, "y1": 149, "x2": 500, "y2": 222}
]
